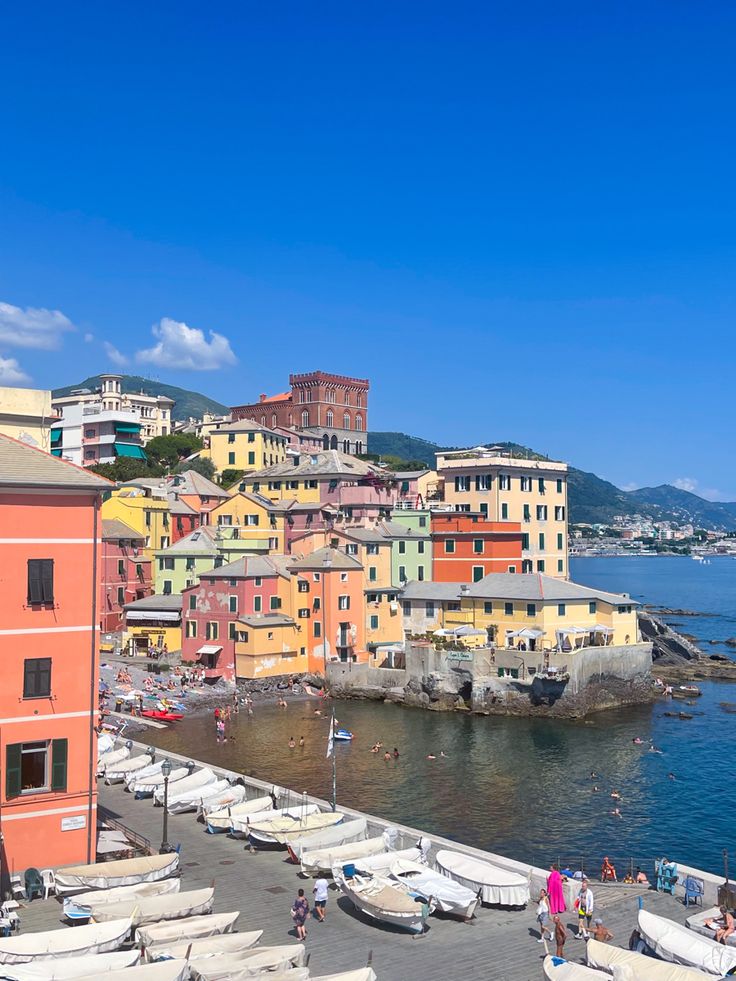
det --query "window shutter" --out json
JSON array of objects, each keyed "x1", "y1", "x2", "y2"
[
  {"x1": 27, "y1": 560, "x2": 43, "y2": 604},
  {"x1": 6, "y1": 745, "x2": 21, "y2": 799},
  {"x1": 41, "y1": 560, "x2": 54, "y2": 603},
  {"x1": 51, "y1": 739, "x2": 68, "y2": 792}
]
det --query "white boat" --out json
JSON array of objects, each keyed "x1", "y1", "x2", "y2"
[
  {"x1": 638, "y1": 909, "x2": 736, "y2": 975},
  {"x1": 128, "y1": 766, "x2": 189, "y2": 798},
  {"x1": 587, "y1": 936, "x2": 712, "y2": 980},
  {"x1": 136, "y1": 911, "x2": 239, "y2": 948},
  {"x1": 96, "y1": 745, "x2": 130, "y2": 775},
  {"x1": 229, "y1": 803, "x2": 319, "y2": 839},
  {"x1": 335, "y1": 867, "x2": 434, "y2": 933},
  {"x1": 72, "y1": 962, "x2": 188, "y2": 981},
  {"x1": 0, "y1": 950, "x2": 140, "y2": 981},
  {"x1": 63, "y1": 879, "x2": 181, "y2": 921},
  {"x1": 301, "y1": 831, "x2": 392, "y2": 876},
  {"x1": 435, "y1": 849, "x2": 529, "y2": 907},
  {"x1": 143, "y1": 931, "x2": 263, "y2": 963},
  {"x1": 165, "y1": 778, "x2": 230, "y2": 814},
  {"x1": 197, "y1": 783, "x2": 247, "y2": 820},
  {"x1": 192, "y1": 969, "x2": 308, "y2": 981},
  {"x1": 85, "y1": 886, "x2": 214, "y2": 927},
  {"x1": 287, "y1": 818, "x2": 367, "y2": 863},
  {"x1": 387, "y1": 859, "x2": 480, "y2": 920},
  {"x1": 205, "y1": 795, "x2": 274, "y2": 833},
  {"x1": 104, "y1": 753, "x2": 155, "y2": 785},
  {"x1": 54, "y1": 853, "x2": 179, "y2": 896},
  {"x1": 0, "y1": 919, "x2": 132, "y2": 965},
  {"x1": 313, "y1": 972, "x2": 377, "y2": 981},
  {"x1": 97, "y1": 733, "x2": 115, "y2": 757},
  {"x1": 248, "y1": 810, "x2": 344, "y2": 846},
  {"x1": 543, "y1": 956, "x2": 609, "y2": 980},
  {"x1": 188, "y1": 944, "x2": 307, "y2": 981},
  {"x1": 332, "y1": 840, "x2": 430, "y2": 878},
  {"x1": 153, "y1": 768, "x2": 216, "y2": 805}
]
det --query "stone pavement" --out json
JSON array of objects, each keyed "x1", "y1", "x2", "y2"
[{"x1": 17, "y1": 777, "x2": 690, "y2": 981}]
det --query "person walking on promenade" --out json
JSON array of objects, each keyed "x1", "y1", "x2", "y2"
[
  {"x1": 291, "y1": 888, "x2": 309, "y2": 940},
  {"x1": 546, "y1": 863, "x2": 566, "y2": 914},
  {"x1": 554, "y1": 915, "x2": 567, "y2": 957},
  {"x1": 575, "y1": 878, "x2": 595, "y2": 939},
  {"x1": 536, "y1": 888, "x2": 552, "y2": 943},
  {"x1": 313, "y1": 877, "x2": 329, "y2": 922}
]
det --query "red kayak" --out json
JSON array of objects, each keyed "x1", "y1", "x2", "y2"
[{"x1": 141, "y1": 710, "x2": 183, "y2": 721}]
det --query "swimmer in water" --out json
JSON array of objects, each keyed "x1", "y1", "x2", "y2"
[
  {"x1": 440, "y1": 751, "x2": 448, "y2": 758},
  {"x1": 633, "y1": 737, "x2": 643, "y2": 745},
  {"x1": 611, "y1": 790, "x2": 621, "y2": 800},
  {"x1": 611, "y1": 807, "x2": 622, "y2": 818},
  {"x1": 668, "y1": 772, "x2": 675, "y2": 780},
  {"x1": 299, "y1": 736, "x2": 305, "y2": 747},
  {"x1": 427, "y1": 754, "x2": 436, "y2": 760},
  {"x1": 649, "y1": 744, "x2": 663, "y2": 754},
  {"x1": 592, "y1": 786, "x2": 600, "y2": 792},
  {"x1": 384, "y1": 751, "x2": 391, "y2": 761},
  {"x1": 590, "y1": 771, "x2": 597, "y2": 779},
  {"x1": 288, "y1": 737, "x2": 295, "y2": 749}
]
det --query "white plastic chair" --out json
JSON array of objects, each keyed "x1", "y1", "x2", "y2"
[
  {"x1": 39, "y1": 869, "x2": 55, "y2": 900},
  {"x1": 9, "y1": 876, "x2": 24, "y2": 901}
]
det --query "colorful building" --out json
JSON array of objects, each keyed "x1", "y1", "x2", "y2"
[
  {"x1": 232, "y1": 370, "x2": 369, "y2": 455},
  {"x1": 123, "y1": 594, "x2": 182, "y2": 656},
  {"x1": 101, "y1": 485, "x2": 171, "y2": 561},
  {"x1": 52, "y1": 373, "x2": 174, "y2": 443},
  {"x1": 202, "y1": 418, "x2": 288, "y2": 475},
  {"x1": 0, "y1": 433, "x2": 109, "y2": 874},
  {"x1": 380, "y1": 513, "x2": 433, "y2": 586},
  {"x1": 100, "y1": 519, "x2": 152, "y2": 632},
  {"x1": 210, "y1": 491, "x2": 286, "y2": 553},
  {"x1": 168, "y1": 495, "x2": 198, "y2": 542},
  {"x1": 430, "y1": 512, "x2": 523, "y2": 582},
  {"x1": 154, "y1": 527, "x2": 219, "y2": 595},
  {"x1": 166, "y1": 470, "x2": 230, "y2": 526},
  {"x1": 234, "y1": 614, "x2": 306, "y2": 679},
  {"x1": 51, "y1": 402, "x2": 145, "y2": 467},
  {"x1": 436, "y1": 446, "x2": 569, "y2": 578},
  {"x1": 0, "y1": 385, "x2": 55, "y2": 452}
]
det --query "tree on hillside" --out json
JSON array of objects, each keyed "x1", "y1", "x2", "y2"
[
  {"x1": 90, "y1": 458, "x2": 162, "y2": 482},
  {"x1": 174, "y1": 456, "x2": 216, "y2": 480},
  {"x1": 145, "y1": 433, "x2": 204, "y2": 469}
]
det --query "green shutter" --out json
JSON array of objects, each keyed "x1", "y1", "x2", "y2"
[
  {"x1": 51, "y1": 738, "x2": 68, "y2": 792},
  {"x1": 6, "y1": 745, "x2": 21, "y2": 799}
]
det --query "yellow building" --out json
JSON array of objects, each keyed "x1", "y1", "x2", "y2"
[
  {"x1": 401, "y1": 574, "x2": 639, "y2": 650},
  {"x1": 209, "y1": 492, "x2": 285, "y2": 552},
  {"x1": 0, "y1": 386, "x2": 54, "y2": 452},
  {"x1": 203, "y1": 419, "x2": 288, "y2": 475},
  {"x1": 102, "y1": 487, "x2": 172, "y2": 561},
  {"x1": 234, "y1": 613, "x2": 308, "y2": 678},
  {"x1": 123, "y1": 594, "x2": 182, "y2": 656},
  {"x1": 436, "y1": 446, "x2": 569, "y2": 578}
]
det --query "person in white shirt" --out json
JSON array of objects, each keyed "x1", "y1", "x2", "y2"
[
  {"x1": 575, "y1": 879, "x2": 595, "y2": 938},
  {"x1": 313, "y1": 877, "x2": 329, "y2": 922},
  {"x1": 536, "y1": 887, "x2": 552, "y2": 943}
]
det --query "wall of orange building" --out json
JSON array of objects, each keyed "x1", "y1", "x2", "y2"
[{"x1": 431, "y1": 516, "x2": 523, "y2": 584}]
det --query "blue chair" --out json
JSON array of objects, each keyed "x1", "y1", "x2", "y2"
[
  {"x1": 24, "y1": 868, "x2": 43, "y2": 901},
  {"x1": 655, "y1": 859, "x2": 678, "y2": 895},
  {"x1": 683, "y1": 875, "x2": 704, "y2": 907}
]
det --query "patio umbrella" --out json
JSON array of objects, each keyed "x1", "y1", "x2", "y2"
[{"x1": 454, "y1": 625, "x2": 486, "y2": 636}]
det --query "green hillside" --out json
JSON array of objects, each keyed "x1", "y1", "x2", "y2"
[{"x1": 53, "y1": 374, "x2": 228, "y2": 422}]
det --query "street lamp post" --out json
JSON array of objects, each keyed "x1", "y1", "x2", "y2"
[{"x1": 159, "y1": 759, "x2": 172, "y2": 854}]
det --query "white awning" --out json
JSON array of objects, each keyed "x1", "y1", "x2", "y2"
[
  {"x1": 196, "y1": 645, "x2": 223, "y2": 656},
  {"x1": 506, "y1": 628, "x2": 544, "y2": 639},
  {"x1": 555, "y1": 626, "x2": 589, "y2": 636},
  {"x1": 592, "y1": 625, "x2": 614, "y2": 634},
  {"x1": 454, "y1": 625, "x2": 486, "y2": 637},
  {"x1": 126, "y1": 611, "x2": 180, "y2": 623}
]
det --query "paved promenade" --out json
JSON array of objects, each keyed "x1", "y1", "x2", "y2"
[{"x1": 20, "y1": 767, "x2": 690, "y2": 981}]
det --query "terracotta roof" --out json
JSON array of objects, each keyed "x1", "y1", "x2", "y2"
[
  {"x1": 258, "y1": 392, "x2": 291, "y2": 403},
  {"x1": 0, "y1": 433, "x2": 111, "y2": 491}
]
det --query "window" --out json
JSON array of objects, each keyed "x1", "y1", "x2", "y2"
[
  {"x1": 537, "y1": 560, "x2": 545, "y2": 572},
  {"x1": 228, "y1": 433, "x2": 236, "y2": 444},
  {"x1": 185, "y1": 557, "x2": 195, "y2": 571},
  {"x1": 398, "y1": 565, "x2": 407, "y2": 582},
  {"x1": 475, "y1": 474, "x2": 492, "y2": 491},
  {"x1": 418, "y1": 541, "x2": 425, "y2": 554},
  {"x1": 522, "y1": 559, "x2": 533, "y2": 572},
  {"x1": 557, "y1": 559, "x2": 564, "y2": 573},
  {"x1": 189, "y1": 592, "x2": 200, "y2": 610},
  {"x1": 228, "y1": 621, "x2": 237, "y2": 640},
  {"x1": 314, "y1": 621, "x2": 322, "y2": 637},
  {"x1": 313, "y1": 597, "x2": 321, "y2": 611},
  {"x1": 254, "y1": 596, "x2": 262, "y2": 612},
  {"x1": 346, "y1": 543, "x2": 358, "y2": 555},
  {"x1": 301, "y1": 410, "x2": 310, "y2": 427},
  {"x1": 206, "y1": 621, "x2": 219, "y2": 640},
  {"x1": 618, "y1": 604, "x2": 632, "y2": 614},
  {"x1": 254, "y1": 577, "x2": 262, "y2": 586},
  {"x1": 398, "y1": 540, "x2": 406, "y2": 554},
  {"x1": 523, "y1": 504, "x2": 531, "y2": 522},
  {"x1": 558, "y1": 603, "x2": 566, "y2": 616},
  {"x1": 484, "y1": 601, "x2": 493, "y2": 614},
  {"x1": 454, "y1": 475, "x2": 470, "y2": 492},
  {"x1": 556, "y1": 479, "x2": 563, "y2": 493},
  {"x1": 6, "y1": 739, "x2": 67, "y2": 797},
  {"x1": 186, "y1": 620, "x2": 197, "y2": 638},
  {"x1": 370, "y1": 615, "x2": 379, "y2": 629},
  {"x1": 445, "y1": 539, "x2": 456, "y2": 554},
  {"x1": 526, "y1": 603, "x2": 536, "y2": 616},
  {"x1": 338, "y1": 595, "x2": 350, "y2": 610},
  {"x1": 270, "y1": 596, "x2": 282, "y2": 610},
  {"x1": 369, "y1": 566, "x2": 377, "y2": 582},
  {"x1": 161, "y1": 557, "x2": 174, "y2": 570},
  {"x1": 589, "y1": 601, "x2": 597, "y2": 614},
  {"x1": 313, "y1": 573, "x2": 320, "y2": 583},
  {"x1": 555, "y1": 506, "x2": 565, "y2": 521},
  {"x1": 417, "y1": 566, "x2": 425, "y2": 581},
  {"x1": 343, "y1": 412, "x2": 350, "y2": 429},
  {"x1": 298, "y1": 608, "x2": 310, "y2": 618},
  {"x1": 355, "y1": 414, "x2": 363, "y2": 431},
  {"x1": 117, "y1": 586, "x2": 125, "y2": 605},
  {"x1": 538, "y1": 533, "x2": 545, "y2": 550},
  {"x1": 504, "y1": 602, "x2": 513, "y2": 615},
  {"x1": 473, "y1": 539, "x2": 484, "y2": 554},
  {"x1": 499, "y1": 474, "x2": 511, "y2": 490},
  {"x1": 326, "y1": 410, "x2": 334, "y2": 427},
  {"x1": 501, "y1": 503, "x2": 509, "y2": 520},
  {"x1": 162, "y1": 580, "x2": 172, "y2": 595},
  {"x1": 479, "y1": 503, "x2": 488, "y2": 517},
  {"x1": 85, "y1": 428, "x2": 95, "y2": 438},
  {"x1": 228, "y1": 452, "x2": 236, "y2": 465},
  {"x1": 447, "y1": 601, "x2": 461, "y2": 611},
  {"x1": 27, "y1": 559, "x2": 54, "y2": 605},
  {"x1": 557, "y1": 533, "x2": 563, "y2": 550},
  {"x1": 298, "y1": 580, "x2": 309, "y2": 593},
  {"x1": 367, "y1": 543, "x2": 379, "y2": 555},
  {"x1": 248, "y1": 451, "x2": 255, "y2": 466},
  {"x1": 145, "y1": 510, "x2": 151, "y2": 528},
  {"x1": 117, "y1": 558, "x2": 125, "y2": 576},
  {"x1": 472, "y1": 566, "x2": 484, "y2": 582},
  {"x1": 538, "y1": 478, "x2": 546, "y2": 493},
  {"x1": 23, "y1": 658, "x2": 51, "y2": 698},
  {"x1": 521, "y1": 533, "x2": 529, "y2": 550},
  {"x1": 521, "y1": 476, "x2": 532, "y2": 492},
  {"x1": 537, "y1": 505, "x2": 548, "y2": 520},
  {"x1": 403, "y1": 601, "x2": 411, "y2": 615},
  {"x1": 229, "y1": 595, "x2": 238, "y2": 613},
  {"x1": 340, "y1": 572, "x2": 349, "y2": 583},
  {"x1": 425, "y1": 602, "x2": 435, "y2": 617}
]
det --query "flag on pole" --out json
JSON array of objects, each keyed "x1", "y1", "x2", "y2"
[{"x1": 326, "y1": 712, "x2": 334, "y2": 758}]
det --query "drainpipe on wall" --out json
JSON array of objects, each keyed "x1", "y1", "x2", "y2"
[{"x1": 86, "y1": 495, "x2": 100, "y2": 863}]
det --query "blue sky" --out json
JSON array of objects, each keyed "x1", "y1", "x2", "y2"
[{"x1": 1, "y1": 2, "x2": 735, "y2": 497}]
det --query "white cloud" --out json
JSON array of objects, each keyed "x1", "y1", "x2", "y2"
[
  {"x1": 103, "y1": 341, "x2": 129, "y2": 367},
  {"x1": 0, "y1": 356, "x2": 31, "y2": 384},
  {"x1": 0, "y1": 300, "x2": 75, "y2": 350},
  {"x1": 673, "y1": 477, "x2": 698, "y2": 493},
  {"x1": 136, "y1": 317, "x2": 237, "y2": 371},
  {"x1": 84, "y1": 332, "x2": 95, "y2": 343}
]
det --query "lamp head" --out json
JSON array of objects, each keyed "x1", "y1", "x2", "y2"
[{"x1": 161, "y1": 758, "x2": 172, "y2": 778}]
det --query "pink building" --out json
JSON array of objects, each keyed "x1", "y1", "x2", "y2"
[{"x1": 100, "y1": 519, "x2": 153, "y2": 632}]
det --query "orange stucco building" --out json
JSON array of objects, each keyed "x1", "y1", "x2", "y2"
[
  {"x1": 431, "y1": 512, "x2": 523, "y2": 583},
  {"x1": 0, "y1": 434, "x2": 108, "y2": 879}
]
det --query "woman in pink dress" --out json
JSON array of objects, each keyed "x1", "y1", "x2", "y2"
[{"x1": 546, "y1": 863, "x2": 567, "y2": 915}]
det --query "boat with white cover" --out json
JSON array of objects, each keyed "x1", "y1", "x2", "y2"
[
  {"x1": 229, "y1": 803, "x2": 319, "y2": 838},
  {"x1": 143, "y1": 931, "x2": 263, "y2": 963},
  {"x1": 153, "y1": 768, "x2": 216, "y2": 805},
  {"x1": 543, "y1": 956, "x2": 609, "y2": 980},
  {"x1": 335, "y1": 867, "x2": 434, "y2": 933},
  {"x1": 0, "y1": 919, "x2": 132, "y2": 965},
  {"x1": 104, "y1": 753, "x2": 155, "y2": 784},
  {"x1": 54, "y1": 853, "x2": 179, "y2": 895},
  {"x1": 192, "y1": 968, "x2": 308, "y2": 981},
  {"x1": 301, "y1": 831, "x2": 393, "y2": 876},
  {"x1": 248, "y1": 810, "x2": 344, "y2": 846},
  {"x1": 136, "y1": 911, "x2": 239, "y2": 947},
  {"x1": 188, "y1": 943, "x2": 307, "y2": 981},
  {"x1": 85, "y1": 886, "x2": 214, "y2": 926},
  {"x1": 386, "y1": 858, "x2": 480, "y2": 920},
  {"x1": 638, "y1": 908, "x2": 736, "y2": 975},
  {"x1": 586, "y1": 936, "x2": 712, "y2": 980},
  {"x1": 196, "y1": 783, "x2": 246, "y2": 819},
  {"x1": 287, "y1": 817, "x2": 367, "y2": 863},
  {"x1": 0, "y1": 950, "x2": 140, "y2": 981},
  {"x1": 72, "y1": 961, "x2": 188, "y2": 981},
  {"x1": 205, "y1": 795, "x2": 274, "y2": 833},
  {"x1": 332, "y1": 840, "x2": 430, "y2": 878},
  {"x1": 312, "y1": 972, "x2": 377, "y2": 981},
  {"x1": 128, "y1": 766, "x2": 189, "y2": 798},
  {"x1": 63, "y1": 879, "x2": 180, "y2": 921},
  {"x1": 165, "y1": 778, "x2": 229, "y2": 814},
  {"x1": 97, "y1": 733, "x2": 115, "y2": 757},
  {"x1": 96, "y1": 745, "x2": 130, "y2": 775},
  {"x1": 435, "y1": 849, "x2": 529, "y2": 907}
]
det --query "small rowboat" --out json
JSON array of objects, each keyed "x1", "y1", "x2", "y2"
[
  {"x1": 334, "y1": 729, "x2": 353, "y2": 742},
  {"x1": 141, "y1": 711, "x2": 183, "y2": 722}
]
